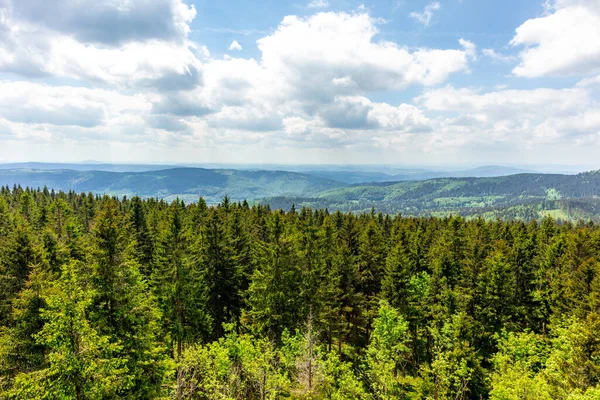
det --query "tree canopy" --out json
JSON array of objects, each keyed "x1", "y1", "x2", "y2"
[{"x1": 1, "y1": 186, "x2": 600, "y2": 398}]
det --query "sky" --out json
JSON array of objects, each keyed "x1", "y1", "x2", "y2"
[{"x1": 0, "y1": 0, "x2": 599, "y2": 167}]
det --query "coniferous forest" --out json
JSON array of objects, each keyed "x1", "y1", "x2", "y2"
[{"x1": 1, "y1": 186, "x2": 600, "y2": 399}]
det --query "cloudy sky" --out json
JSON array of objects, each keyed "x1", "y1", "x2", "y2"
[{"x1": 0, "y1": 0, "x2": 599, "y2": 166}]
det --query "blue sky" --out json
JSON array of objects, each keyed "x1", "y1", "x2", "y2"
[{"x1": 0, "y1": 0, "x2": 599, "y2": 167}]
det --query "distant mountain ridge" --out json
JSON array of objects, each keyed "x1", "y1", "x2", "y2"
[
  {"x1": 2, "y1": 165, "x2": 600, "y2": 221},
  {"x1": 0, "y1": 163, "x2": 539, "y2": 184},
  {"x1": 291, "y1": 165, "x2": 537, "y2": 184},
  {"x1": 262, "y1": 170, "x2": 600, "y2": 220},
  {"x1": 0, "y1": 167, "x2": 344, "y2": 203},
  {"x1": 0, "y1": 162, "x2": 178, "y2": 173}
]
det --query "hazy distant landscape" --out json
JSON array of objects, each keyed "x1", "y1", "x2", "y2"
[{"x1": 2, "y1": 163, "x2": 599, "y2": 221}]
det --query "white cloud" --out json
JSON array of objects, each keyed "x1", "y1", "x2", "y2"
[
  {"x1": 534, "y1": 109, "x2": 600, "y2": 142},
  {"x1": 0, "y1": 0, "x2": 202, "y2": 89},
  {"x1": 0, "y1": 81, "x2": 159, "y2": 143},
  {"x1": 319, "y1": 96, "x2": 431, "y2": 131},
  {"x1": 332, "y1": 76, "x2": 354, "y2": 87},
  {"x1": 482, "y1": 48, "x2": 516, "y2": 63},
  {"x1": 0, "y1": 8, "x2": 477, "y2": 158},
  {"x1": 228, "y1": 40, "x2": 242, "y2": 51},
  {"x1": 577, "y1": 74, "x2": 600, "y2": 87},
  {"x1": 256, "y1": 12, "x2": 469, "y2": 100},
  {"x1": 0, "y1": 81, "x2": 149, "y2": 127},
  {"x1": 10, "y1": 4, "x2": 600, "y2": 164},
  {"x1": 418, "y1": 86, "x2": 590, "y2": 117},
  {"x1": 511, "y1": 0, "x2": 600, "y2": 77},
  {"x1": 9, "y1": 0, "x2": 196, "y2": 46},
  {"x1": 459, "y1": 38, "x2": 477, "y2": 60},
  {"x1": 416, "y1": 85, "x2": 600, "y2": 149},
  {"x1": 206, "y1": 105, "x2": 283, "y2": 132},
  {"x1": 308, "y1": 0, "x2": 329, "y2": 8},
  {"x1": 410, "y1": 2, "x2": 441, "y2": 27},
  {"x1": 151, "y1": 11, "x2": 470, "y2": 142}
]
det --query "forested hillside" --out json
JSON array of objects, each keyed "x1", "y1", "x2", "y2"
[
  {"x1": 0, "y1": 168, "x2": 342, "y2": 204},
  {"x1": 1, "y1": 186, "x2": 600, "y2": 398},
  {"x1": 306, "y1": 165, "x2": 536, "y2": 184},
  {"x1": 265, "y1": 170, "x2": 600, "y2": 218},
  {"x1": 3, "y1": 168, "x2": 600, "y2": 221}
]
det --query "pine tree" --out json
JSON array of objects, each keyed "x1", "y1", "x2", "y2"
[
  {"x1": 129, "y1": 196, "x2": 155, "y2": 277},
  {"x1": 202, "y1": 210, "x2": 240, "y2": 339},
  {"x1": 358, "y1": 220, "x2": 386, "y2": 345},
  {"x1": 89, "y1": 198, "x2": 169, "y2": 398},
  {"x1": 0, "y1": 215, "x2": 38, "y2": 325},
  {"x1": 0, "y1": 263, "x2": 50, "y2": 390},
  {"x1": 246, "y1": 212, "x2": 304, "y2": 340},
  {"x1": 152, "y1": 200, "x2": 210, "y2": 398}
]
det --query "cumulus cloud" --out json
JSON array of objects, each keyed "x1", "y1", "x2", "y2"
[
  {"x1": 416, "y1": 85, "x2": 599, "y2": 147},
  {"x1": 0, "y1": 0, "x2": 203, "y2": 89},
  {"x1": 138, "y1": 11, "x2": 470, "y2": 142},
  {"x1": 511, "y1": 0, "x2": 600, "y2": 77},
  {"x1": 146, "y1": 115, "x2": 189, "y2": 132},
  {"x1": 229, "y1": 40, "x2": 242, "y2": 51},
  {"x1": 534, "y1": 109, "x2": 600, "y2": 142},
  {"x1": 320, "y1": 96, "x2": 431, "y2": 132},
  {"x1": 418, "y1": 86, "x2": 590, "y2": 118},
  {"x1": 0, "y1": 81, "x2": 149, "y2": 128},
  {"x1": 256, "y1": 12, "x2": 469, "y2": 100},
  {"x1": 410, "y1": 2, "x2": 441, "y2": 27},
  {"x1": 10, "y1": 0, "x2": 196, "y2": 46},
  {"x1": 0, "y1": 81, "x2": 159, "y2": 144},
  {"x1": 10, "y1": 3, "x2": 598, "y2": 163},
  {"x1": 151, "y1": 91, "x2": 216, "y2": 117},
  {"x1": 206, "y1": 106, "x2": 283, "y2": 132}
]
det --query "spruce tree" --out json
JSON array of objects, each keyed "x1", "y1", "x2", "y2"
[
  {"x1": 201, "y1": 210, "x2": 239, "y2": 339},
  {"x1": 89, "y1": 198, "x2": 169, "y2": 398}
]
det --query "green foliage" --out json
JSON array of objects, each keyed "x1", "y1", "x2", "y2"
[
  {"x1": 1, "y1": 187, "x2": 600, "y2": 399},
  {"x1": 178, "y1": 327, "x2": 293, "y2": 399},
  {"x1": 490, "y1": 317, "x2": 600, "y2": 400},
  {"x1": 6, "y1": 261, "x2": 128, "y2": 399},
  {"x1": 318, "y1": 351, "x2": 367, "y2": 399},
  {"x1": 365, "y1": 301, "x2": 413, "y2": 398},
  {"x1": 421, "y1": 312, "x2": 483, "y2": 400},
  {"x1": 245, "y1": 212, "x2": 305, "y2": 339},
  {"x1": 490, "y1": 330, "x2": 552, "y2": 399}
]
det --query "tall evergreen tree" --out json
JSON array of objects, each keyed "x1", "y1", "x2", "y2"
[
  {"x1": 89, "y1": 198, "x2": 169, "y2": 398},
  {"x1": 152, "y1": 200, "x2": 210, "y2": 398},
  {"x1": 202, "y1": 209, "x2": 240, "y2": 339}
]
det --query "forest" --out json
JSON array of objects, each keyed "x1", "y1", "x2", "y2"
[{"x1": 1, "y1": 185, "x2": 600, "y2": 399}]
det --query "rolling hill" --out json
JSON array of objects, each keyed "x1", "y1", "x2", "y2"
[
  {"x1": 4, "y1": 166, "x2": 600, "y2": 221},
  {"x1": 0, "y1": 162, "x2": 178, "y2": 173},
  {"x1": 263, "y1": 165, "x2": 537, "y2": 184},
  {"x1": 261, "y1": 170, "x2": 600, "y2": 220},
  {"x1": 0, "y1": 168, "x2": 345, "y2": 204}
]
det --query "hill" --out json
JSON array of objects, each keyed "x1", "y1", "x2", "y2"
[
  {"x1": 292, "y1": 165, "x2": 536, "y2": 184},
  {"x1": 261, "y1": 170, "x2": 600, "y2": 220},
  {"x1": 4, "y1": 167, "x2": 600, "y2": 221},
  {"x1": 0, "y1": 168, "x2": 344, "y2": 203},
  {"x1": 0, "y1": 163, "x2": 537, "y2": 184},
  {"x1": 0, "y1": 162, "x2": 178, "y2": 173}
]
